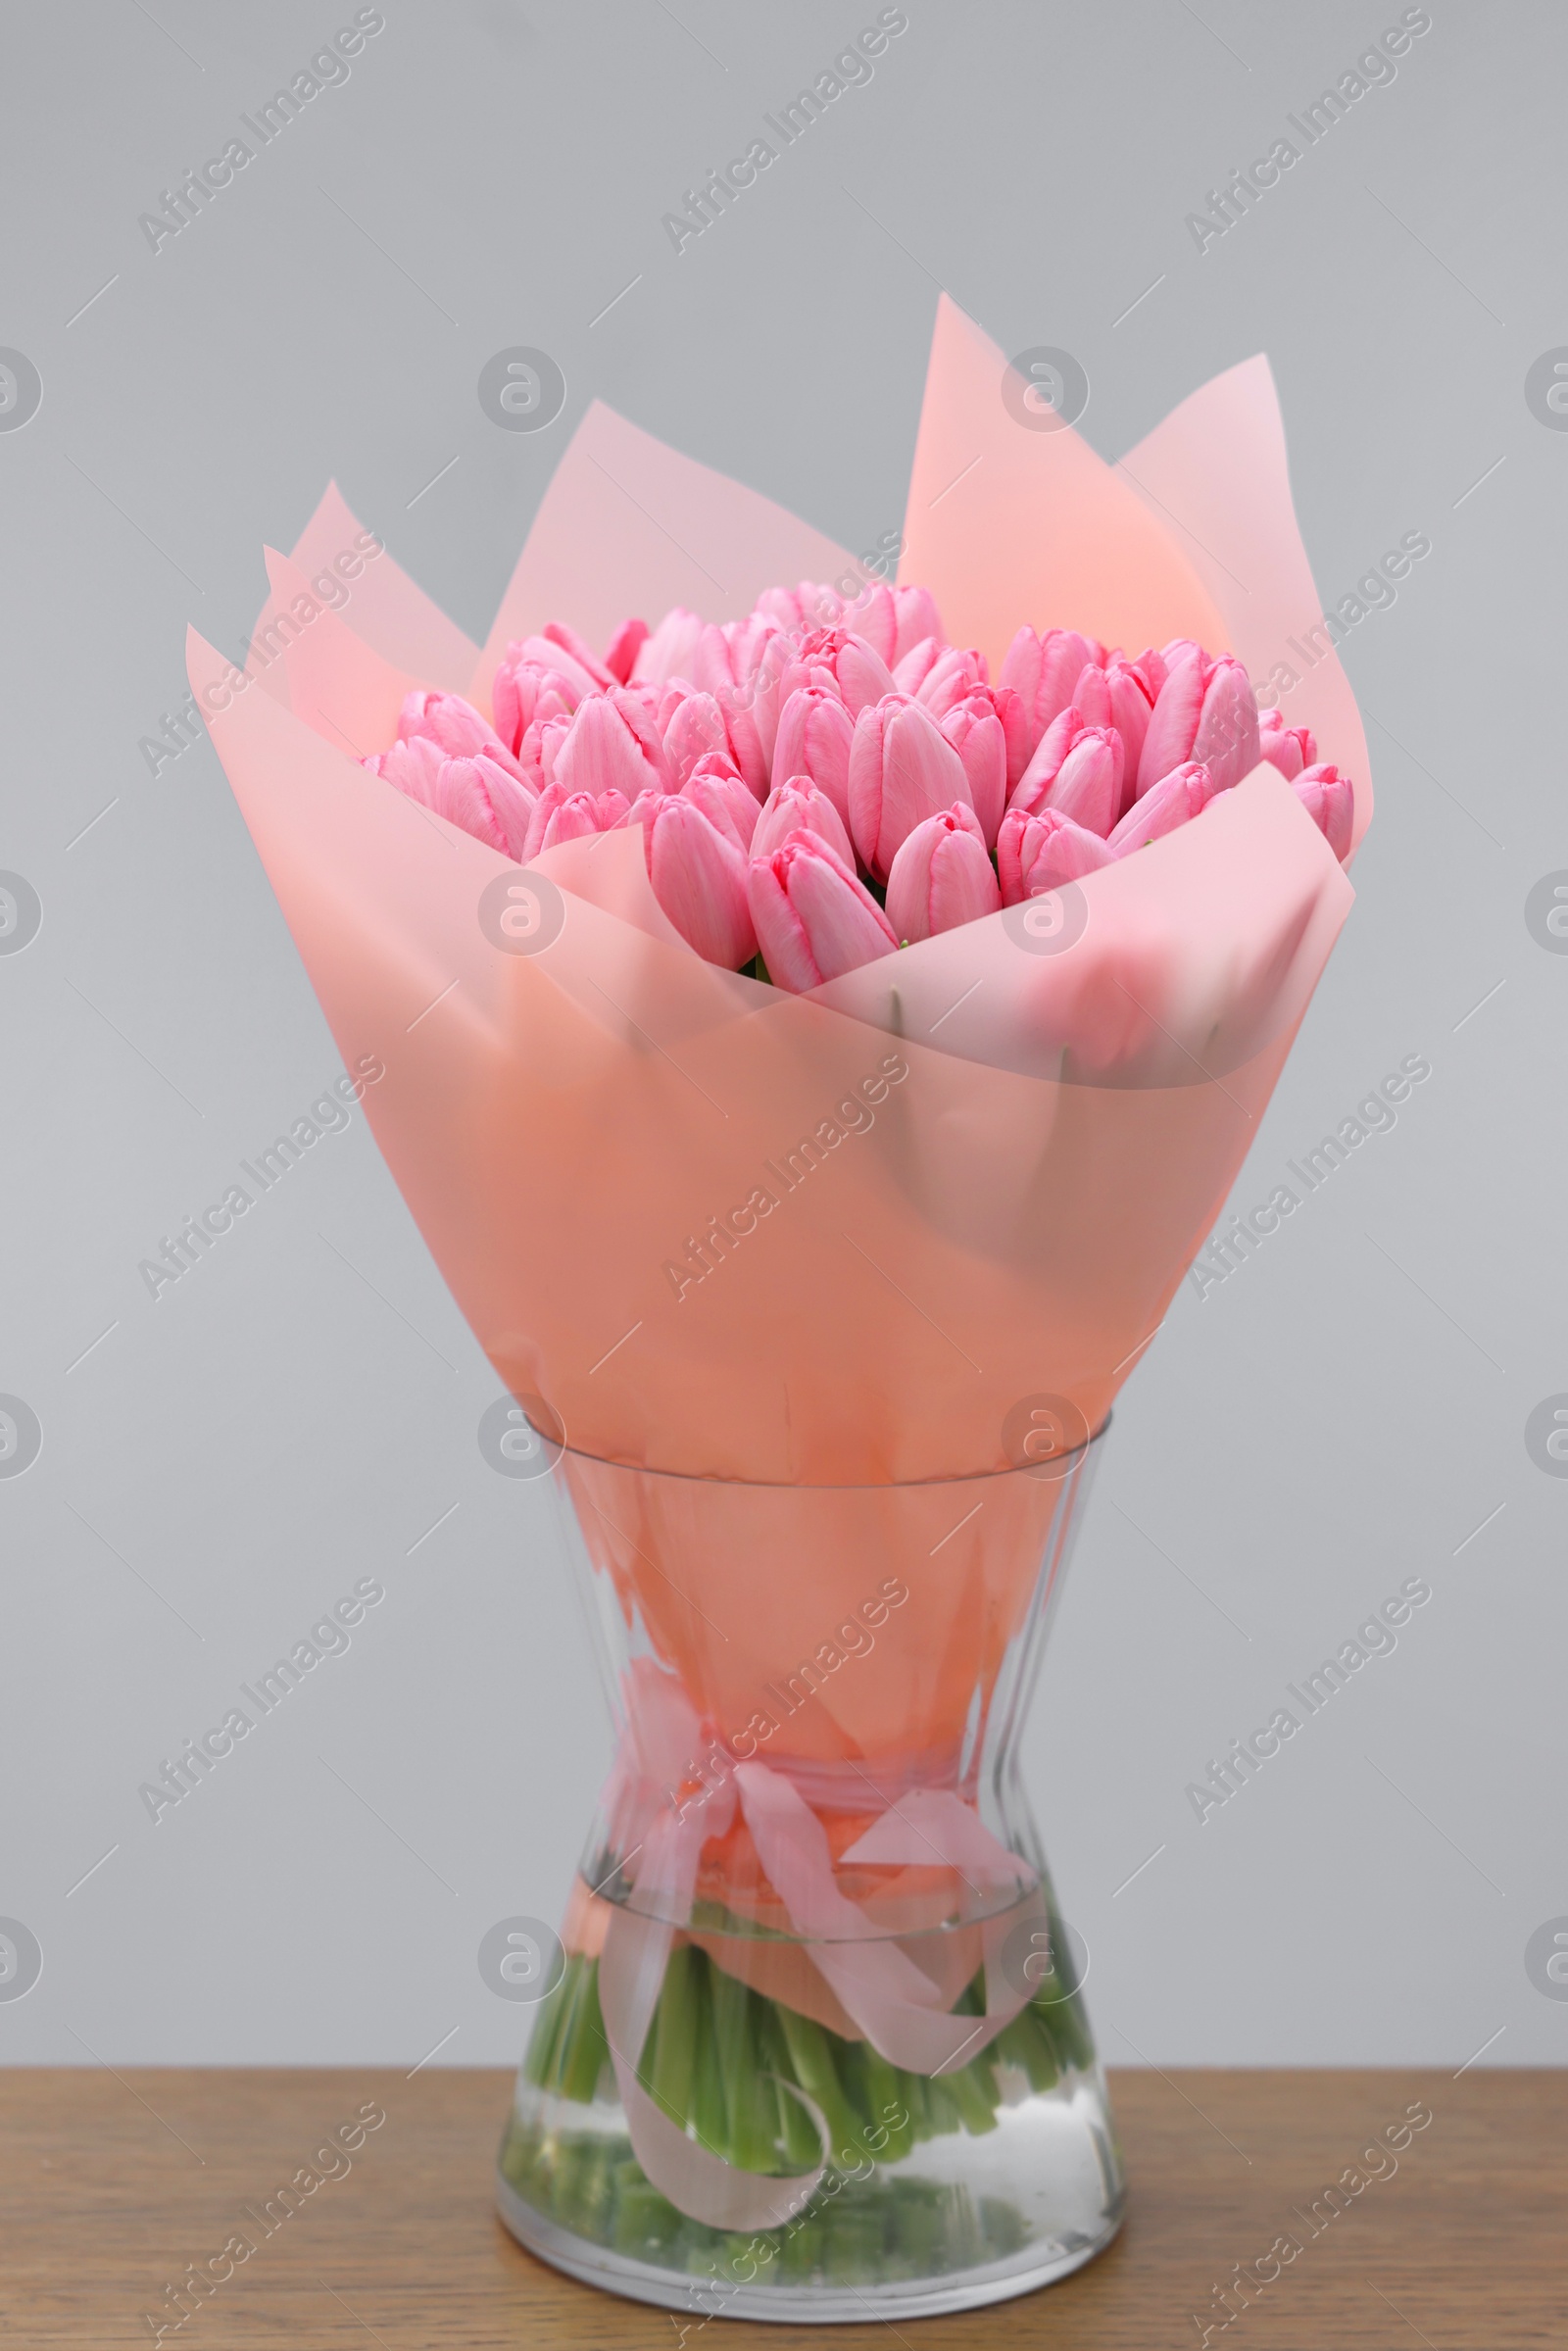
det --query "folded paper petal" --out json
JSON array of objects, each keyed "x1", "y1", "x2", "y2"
[
  {"x1": 472, "y1": 401, "x2": 862, "y2": 712},
  {"x1": 898, "y1": 296, "x2": 1229, "y2": 674}
]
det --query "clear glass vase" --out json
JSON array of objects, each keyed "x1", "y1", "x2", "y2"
[{"x1": 495, "y1": 1423, "x2": 1123, "y2": 2324}]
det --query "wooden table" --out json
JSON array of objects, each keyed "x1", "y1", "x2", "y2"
[{"x1": 3, "y1": 2067, "x2": 1560, "y2": 2344}]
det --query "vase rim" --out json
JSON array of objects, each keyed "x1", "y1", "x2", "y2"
[{"x1": 536, "y1": 1414, "x2": 1110, "y2": 1491}]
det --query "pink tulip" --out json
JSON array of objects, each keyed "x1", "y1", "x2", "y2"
[
  {"x1": 522, "y1": 782, "x2": 631, "y2": 859},
  {"x1": 506, "y1": 635, "x2": 604, "y2": 704},
  {"x1": 492, "y1": 657, "x2": 579, "y2": 758},
  {"x1": 891, "y1": 584, "x2": 944, "y2": 665},
  {"x1": 776, "y1": 627, "x2": 898, "y2": 720},
  {"x1": 1128, "y1": 646, "x2": 1168, "y2": 703},
  {"x1": 839, "y1": 579, "x2": 897, "y2": 666},
  {"x1": 999, "y1": 627, "x2": 1104, "y2": 757},
  {"x1": 1069, "y1": 660, "x2": 1154, "y2": 806},
  {"x1": 1293, "y1": 763, "x2": 1353, "y2": 860},
  {"x1": 367, "y1": 739, "x2": 537, "y2": 860},
  {"x1": 752, "y1": 775, "x2": 855, "y2": 865},
  {"x1": 755, "y1": 581, "x2": 844, "y2": 635},
  {"x1": 682, "y1": 753, "x2": 760, "y2": 852},
  {"x1": 552, "y1": 687, "x2": 672, "y2": 801},
  {"x1": 662, "y1": 689, "x2": 736, "y2": 787},
  {"x1": 892, "y1": 635, "x2": 944, "y2": 696},
  {"x1": 748, "y1": 831, "x2": 899, "y2": 992},
  {"x1": 885, "y1": 804, "x2": 1001, "y2": 943},
  {"x1": 914, "y1": 645, "x2": 989, "y2": 720},
  {"x1": 1107, "y1": 760, "x2": 1213, "y2": 855},
  {"x1": 938, "y1": 691, "x2": 1008, "y2": 846},
  {"x1": 397, "y1": 689, "x2": 527, "y2": 782},
  {"x1": 631, "y1": 606, "x2": 707, "y2": 689},
  {"x1": 537, "y1": 619, "x2": 616, "y2": 691},
  {"x1": 520, "y1": 710, "x2": 573, "y2": 792},
  {"x1": 849, "y1": 695, "x2": 973, "y2": 881},
  {"x1": 771, "y1": 686, "x2": 856, "y2": 828},
  {"x1": 1137, "y1": 652, "x2": 1259, "y2": 797},
  {"x1": 641, "y1": 796, "x2": 757, "y2": 967},
  {"x1": 1011, "y1": 719, "x2": 1124, "y2": 836},
  {"x1": 728, "y1": 613, "x2": 798, "y2": 766},
  {"x1": 603, "y1": 616, "x2": 649, "y2": 685},
  {"x1": 689, "y1": 622, "x2": 773, "y2": 794},
  {"x1": 997, "y1": 805, "x2": 1115, "y2": 905},
  {"x1": 1258, "y1": 710, "x2": 1317, "y2": 782}
]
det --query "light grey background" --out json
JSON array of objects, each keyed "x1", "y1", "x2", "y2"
[{"x1": 2, "y1": 0, "x2": 1563, "y2": 2074}]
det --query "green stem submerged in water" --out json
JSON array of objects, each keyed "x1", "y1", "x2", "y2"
[{"x1": 519, "y1": 1932, "x2": 1094, "y2": 2179}]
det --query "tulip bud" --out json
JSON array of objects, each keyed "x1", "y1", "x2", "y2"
[
  {"x1": 631, "y1": 606, "x2": 707, "y2": 688},
  {"x1": 997, "y1": 805, "x2": 1114, "y2": 905},
  {"x1": 1011, "y1": 719, "x2": 1123, "y2": 836},
  {"x1": 1191, "y1": 656, "x2": 1262, "y2": 791},
  {"x1": 999, "y1": 627, "x2": 1104, "y2": 758},
  {"x1": 397, "y1": 690, "x2": 527, "y2": 782},
  {"x1": 682, "y1": 753, "x2": 760, "y2": 852},
  {"x1": 752, "y1": 775, "x2": 855, "y2": 865},
  {"x1": 891, "y1": 584, "x2": 944, "y2": 666},
  {"x1": 938, "y1": 691, "x2": 1008, "y2": 846},
  {"x1": 367, "y1": 740, "x2": 538, "y2": 861},
  {"x1": 537, "y1": 619, "x2": 616, "y2": 691},
  {"x1": 1069, "y1": 660, "x2": 1153, "y2": 807},
  {"x1": 521, "y1": 710, "x2": 573, "y2": 793},
  {"x1": 892, "y1": 635, "x2": 944, "y2": 696},
  {"x1": 1137, "y1": 651, "x2": 1259, "y2": 797},
  {"x1": 848, "y1": 695, "x2": 973, "y2": 880},
  {"x1": 840, "y1": 579, "x2": 897, "y2": 666},
  {"x1": 552, "y1": 687, "x2": 673, "y2": 801},
  {"x1": 602, "y1": 615, "x2": 649, "y2": 685},
  {"x1": 914, "y1": 645, "x2": 989, "y2": 720},
  {"x1": 521, "y1": 782, "x2": 631, "y2": 859},
  {"x1": 756, "y1": 581, "x2": 845, "y2": 635},
  {"x1": 1258, "y1": 711, "x2": 1317, "y2": 782},
  {"x1": 1293, "y1": 763, "x2": 1353, "y2": 860},
  {"x1": 636, "y1": 796, "x2": 758, "y2": 967},
  {"x1": 507, "y1": 635, "x2": 604, "y2": 704},
  {"x1": 885, "y1": 804, "x2": 1002, "y2": 943},
  {"x1": 748, "y1": 831, "x2": 899, "y2": 993},
  {"x1": 776, "y1": 627, "x2": 898, "y2": 720},
  {"x1": 662, "y1": 689, "x2": 735, "y2": 787},
  {"x1": 1107, "y1": 760, "x2": 1213, "y2": 855},
  {"x1": 492, "y1": 657, "x2": 579, "y2": 758},
  {"x1": 1128, "y1": 647, "x2": 1167, "y2": 703},
  {"x1": 770, "y1": 685, "x2": 856, "y2": 827},
  {"x1": 688, "y1": 622, "x2": 775, "y2": 794}
]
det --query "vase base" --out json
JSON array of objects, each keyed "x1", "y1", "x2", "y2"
[{"x1": 496, "y1": 2169, "x2": 1125, "y2": 2324}]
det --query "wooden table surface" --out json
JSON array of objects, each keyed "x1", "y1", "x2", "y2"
[{"x1": 2, "y1": 2067, "x2": 1560, "y2": 2346}]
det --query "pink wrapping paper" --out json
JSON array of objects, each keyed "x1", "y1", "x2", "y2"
[{"x1": 187, "y1": 296, "x2": 1366, "y2": 1490}]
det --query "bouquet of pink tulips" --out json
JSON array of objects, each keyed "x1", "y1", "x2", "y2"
[
  {"x1": 364, "y1": 594, "x2": 1353, "y2": 988},
  {"x1": 189, "y1": 294, "x2": 1372, "y2": 2309}
]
